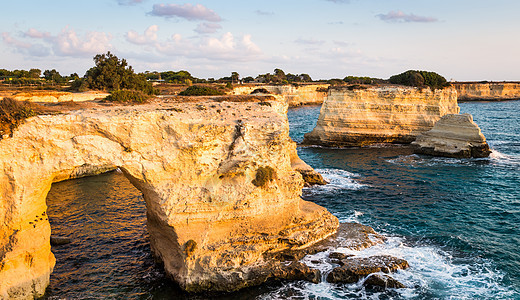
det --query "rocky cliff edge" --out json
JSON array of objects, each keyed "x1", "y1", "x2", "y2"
[{"x1": 0, "y1": 95, "x2": 338, "y2": 298}]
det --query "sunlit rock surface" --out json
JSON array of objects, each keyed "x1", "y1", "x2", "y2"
[
  {"x1": 454, "y1": 82, "x2": 520, "y2": 101},
  {"x1": 412, "y1": 113, "x2": 491, "y2": 158},
  {"x1": 0, "y1": 95, "x2": 338, "y2": 298},
  {"x1": 303, "y1": 86, "x2": 460, "y2": 147},
  {"x1": 231, "y1": 84, "x2": 329, "y2": 107}
]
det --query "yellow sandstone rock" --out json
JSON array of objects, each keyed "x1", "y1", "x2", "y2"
[
  {"x1": 0, "y1": 96, "x2": 338, "y2": 298},
  {"x1": 303, "y1": 86, "x2": 459, "y2": 147},
  {"x1": 231, "y1": 84, "x2": 329, "y2": 107},
  {"x1": 412, "y1": 113, "x2": 491, "y2": 158},
  {"x1": 454, "y1": 82, "x2": 520, "y2": 101}
]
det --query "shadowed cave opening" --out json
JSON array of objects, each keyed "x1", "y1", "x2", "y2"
[{"x1": 43, "y1": 170, "x2": 279, "y2": 299}]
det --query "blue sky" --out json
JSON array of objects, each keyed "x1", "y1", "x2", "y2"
[{"x1": 2, "y1": 0, "x2": 519, "y2": 81}]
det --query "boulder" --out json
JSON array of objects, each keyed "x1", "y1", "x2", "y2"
[
  {"x1": 363, "y1": 274, "x2": 406, "y2": 289},
  {"x1": 412, "y1": 113, "x2": 491, "y2": 158},
  {"x1": 326, "y1": 255, "x2": 409, "y2": 284}
]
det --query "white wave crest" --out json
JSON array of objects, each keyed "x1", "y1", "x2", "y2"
[
  {"x1": 257, "y1": 234, "x2": 518, "y2": 299},
  {"x1": 304, "y1": 169, "x2": 365, "y2": 194}
]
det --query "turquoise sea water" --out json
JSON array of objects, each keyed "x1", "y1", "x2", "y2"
[{"x1": 45, "y1": 101, "x2": 520, "y2": 299}]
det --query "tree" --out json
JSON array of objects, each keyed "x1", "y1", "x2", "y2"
[
  {"x1": 389, "y1": 70, "x2": 449, "y2": 90},
  {"x1": 28, "y1": 69, "x2": 41, "y2": 79},
  {"x1": 43, "y1": 69, "x2": 63, "y2": 83},
  {"x1": 231, "y1": 72, "x2": 240, "y2": 84},
  {"x1": 82, "y1": 52, "x2": 155, "y2": 94}
]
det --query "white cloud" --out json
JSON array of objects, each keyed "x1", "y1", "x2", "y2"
[
  {"x1": 255, "y1": 10, "x2": 274, "y2": 16},
  {"x1": 2, "y1": 26, "x2": 113, "y2": 58},
  {"x1": 150, "y1": 3, "x2": 221, "y2": 22},
  {"x1": 118, "y1": 0, "x2": 144, "y2": 5},
  {"x1": 194, "y1": 22, "x2": 222, "y2": 34},
  {"x1": 295, "y1": 38, "x2": 325, "y2": 45},
  {"x1": 154, "y1": 32, "x2": 262, "y2": 61},
  {"x1": 377, "y1": 11, "x2": 438, "y2": 23},
  {"x1": 126, "y1": 25, "x2": 159, "y2": 45},
  {"x1": 53, "y1": 27, "x2": 112, "y2": 56}
]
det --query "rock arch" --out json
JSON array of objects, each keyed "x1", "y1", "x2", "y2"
[{"x1": 0, "y1": 99, "x2": 338, "y2": 298}]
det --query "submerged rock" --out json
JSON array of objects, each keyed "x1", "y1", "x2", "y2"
[
  {"x1": 363, "y1": 274, "x2": 406, "y2": 289},
  {"x1": 326, "y1": 255, "x2": 409, "y2": 284},
  {"x1": 50, "y1": 236, "x2": 72, "y2": 246},
  {"x1": 412, "y1": 113, "x2": 491, "y2": 158}
]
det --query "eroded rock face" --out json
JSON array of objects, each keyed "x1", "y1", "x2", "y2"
[
  {"x1": 454, "y1": 82, "x2": 520, "y2": 101},
  {"x1": 3, "y1": 91, "x2": 110, "y2": 103},
  {"x1": 303, "y1": 86, "x2": 459, "y2": 147},
  {"x1": 0, "y1": 96, "x2": 338, "y2": 298},
  {"x1": 412, "y1": 113, "x2": 491, "y2": 158},
  {"x1": 231, "y1": 84, "x2": 329, "y2": 107}
]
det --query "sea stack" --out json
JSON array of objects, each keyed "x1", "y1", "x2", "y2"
[
  {"x1": 302, "y1": 85, "x2": 459, "y2": 147},
  {"x1": 412, "y1": 113, "x2": 491, "y2": 158}
]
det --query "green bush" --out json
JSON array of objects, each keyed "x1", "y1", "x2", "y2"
[
  {"x1": 252, "y1": 166, "x2": 276, "y2": 188},
  {"x1": 105, "y1": 90, "x2": 151, "y2": 104},
  {"x1": 251, "y1": 88, "x2": 270, "y2": 94},
  {"x1": 178, "y1": 85, "x2": 225, "y2": 96},
  {"x1": 389, "y1": 70, "x2": 450, "y2": 90},
  {"x1": 0, "y1": 98, "x2": 40, "y2": 137}
]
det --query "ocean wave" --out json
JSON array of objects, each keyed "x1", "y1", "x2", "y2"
[
  {"x1": 257, "y1": 234, "x2": 518, "y2": 300},
  {"x1": 304, "y1": 169, "x2": 365, "y2": 194}
]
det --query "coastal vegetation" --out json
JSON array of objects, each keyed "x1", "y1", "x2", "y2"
[
  {"x1": 389, "y1": 70, "x2": 450, "y2": 90},
  {"x1": 0, "y1": 98, "x2": 40, "y2": 137},
  {"x1": 178, "y1": 85, "x2": 225, "y2": 96},
  {"x1": 104, "y1": 90, "x2": 151, "y2": 104}
]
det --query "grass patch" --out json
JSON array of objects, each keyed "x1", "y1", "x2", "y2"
[
  {"x1": 0, "y1": 98, "x2": 40, "y2": 138},
  {"x1": 252, "y1": 166, "x2": 276, "y2": 188}
]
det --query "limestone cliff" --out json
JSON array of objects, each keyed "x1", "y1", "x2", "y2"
[
  {"x1": 0, "y1": 96, "x2": 338, "y2": 298},
  {"x1": 231, "y1": 84, "x2": 329, "y2": 107},
  {"x1": 1, "y1": 91, "x2": 109, "y2": 103},
  {"x1": 454, "y1": 82, "x2": 520, "y2": 101},
  {"x1": 412, "y1": 114, "x2": 491, "y2": 158},
  {"x1": 303, "y1": 86, "x2": 460, "y2": 147}
]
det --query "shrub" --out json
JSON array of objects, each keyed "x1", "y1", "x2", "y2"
[
  {"x1": 178, "y1": 85, "x2": 225, "y2": 96},
  {"x1": 251, "y1": 88, "x2": 270, "y2": 94},
  {"x1": 184, "y1": 240, "x2": 197, "y2": 257},
  {"x1": 389, "y1": 70, "x2": 450, "y2": 90},
  {"x1": 104, "y1": 90, "x2": 151, "y2": 104},
  {"x1": 252, "y1": 166, "x2": 276, "y2": 187},
  {"x1": 0, "y1": 98, "x2": 40, "y2": 138}
]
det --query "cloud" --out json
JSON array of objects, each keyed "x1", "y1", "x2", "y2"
[
  {"x1": 155, "y1": 32, "x2": 262, "y2": 61},
  {"x1": 126, "y1": 25, "x2": 158, "y2": 45},
  {"x1": 118, "y1": 0, "x2": 144, "y2": 5},
  {"x1": 255, "y1": 10, "x2": 274, "y2": 16},
  {"x1": 295, "y1": 38, "x2": 325, "y2": 45},
  {"x1": 194, "y1": 22, "x2": 222, "y2": 34},
  {"x1": 24, "y1": 28, "x2": 51, "y2": 39},
  {"x1": 2, "y1": 26, "x2": 112, "y2": 58},
  {"x1": 150, "y1": 3, "x2": 221, "y2": 22},
  {"x1": 377, "y1": 11, "x2": 438, "y2": 23},
  {"x1": 324, "y1": 0, "x2": 350, "y2": 3}
]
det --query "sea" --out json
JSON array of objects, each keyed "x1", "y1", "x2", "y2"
[{"x1": 44, "y1": 100, "x2": 520, "y2": 299}]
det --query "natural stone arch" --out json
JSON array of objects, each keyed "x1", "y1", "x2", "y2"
[{"x1": 0, "y1": 98, "x2": 338, "y2": 298}]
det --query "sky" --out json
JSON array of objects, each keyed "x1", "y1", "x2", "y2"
[{"x1": 1, "y1": 0, "x2": 520, "y2": 81}]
